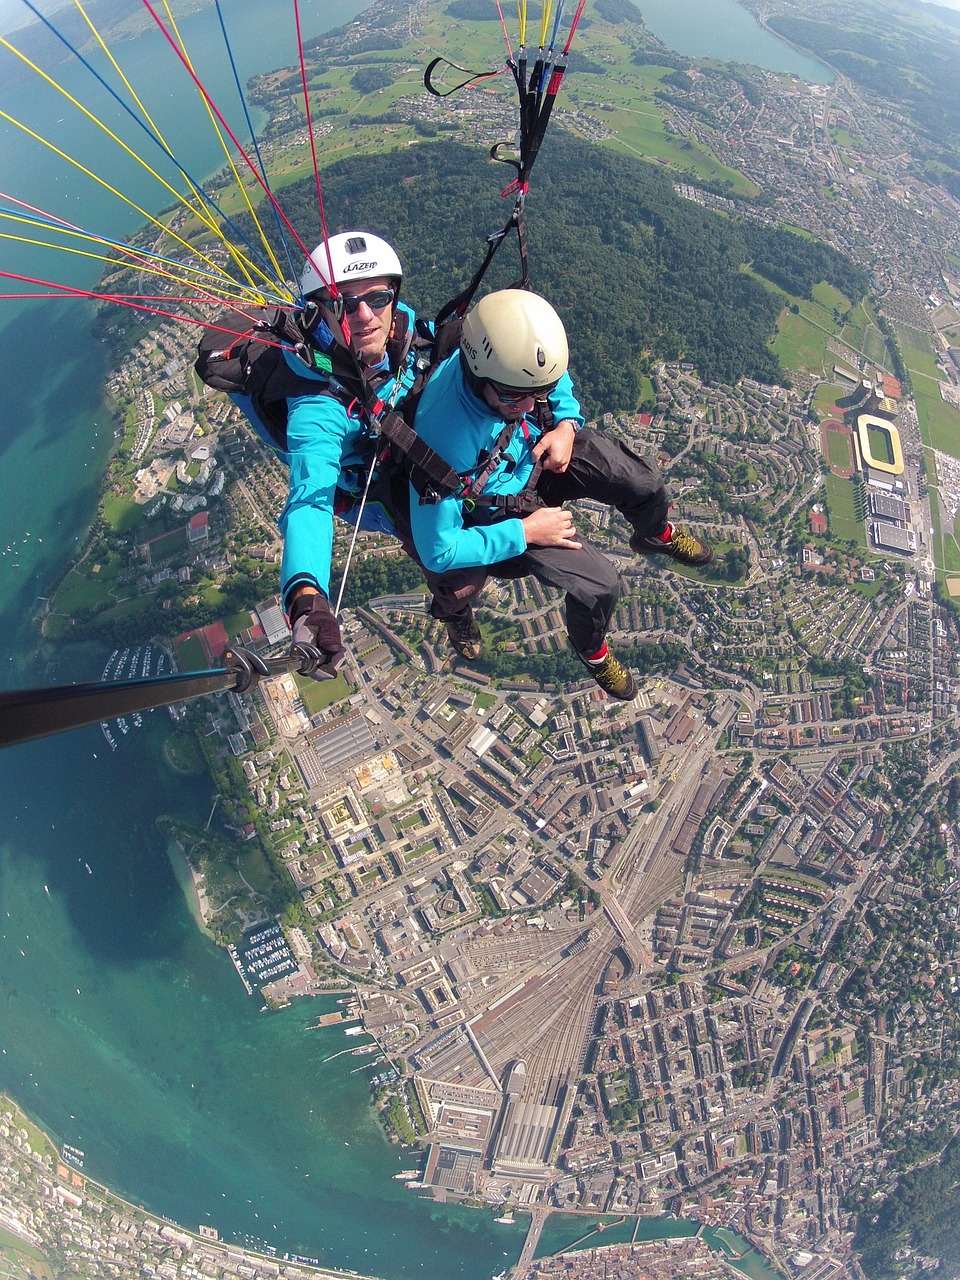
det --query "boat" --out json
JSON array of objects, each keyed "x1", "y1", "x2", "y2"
[
  {"x1": 344, "y1": 1026, "x2": 364, "y2": 1037},
  {"x1": 393, "y1": 1171, "x2": 417, "y2": 1179},
  {"x1": 405, "y1": 1180, "x2": 425, "y2": 1188}
]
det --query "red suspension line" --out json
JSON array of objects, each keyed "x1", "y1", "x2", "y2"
[{"x1": 139, "y1": 0, "x2": 317, "y2": 273}]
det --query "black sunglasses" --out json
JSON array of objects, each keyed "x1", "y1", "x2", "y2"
[
  {"x1": 489, "y1": 380, "x2": 558, "y2": 404},
  {"x1": 339, "y1": 287, "x2": 395, "y2": 315}
]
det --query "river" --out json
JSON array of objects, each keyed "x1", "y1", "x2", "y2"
[{"x1": 0, "y1": 1, "x2": 805, "y2": 1276}]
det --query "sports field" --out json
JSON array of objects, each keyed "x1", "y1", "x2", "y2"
[
  {"x1": 823, "y1": 472, "x2": 865, "y2": 547},
  {"x1": 174, "y1": 632, "x2": 206, "y2": 672},
  {"x1": 823, "y1": 420, "x2": 855, "y2": 475}
]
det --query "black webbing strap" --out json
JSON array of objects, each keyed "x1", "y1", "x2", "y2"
[
  {"x1": 376, "y1": 407, "x2": 463, "y2": 496},
  {"x1": 434, "y1": 202, "x2": 530, "y2": 330}
]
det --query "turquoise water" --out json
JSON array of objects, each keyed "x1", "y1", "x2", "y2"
[
  {"x1": 634, "y1": 0, "x2": 834, "y2": 83},
  {"x1": 0, "y1": 718, "x2": 525, "y2": 1276}
]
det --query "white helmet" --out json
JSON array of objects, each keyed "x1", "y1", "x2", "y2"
[
  {"x1": 301, "y1": 231, "x2": 403, "y2": 297},
  {"x1": 460, "y1": 289, "x2": 568, "y2": 392}
]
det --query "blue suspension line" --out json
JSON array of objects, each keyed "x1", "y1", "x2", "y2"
[
  {"x1": 16, "y1": 0, "x2": 287, "y2": 292},
  {"x1": 214, "y1": 0, "x2": 300, "y2": 291}
]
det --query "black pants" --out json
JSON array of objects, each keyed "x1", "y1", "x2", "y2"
[{"x1": 402, "y1": 430, "x2": 668, "y2": 658}]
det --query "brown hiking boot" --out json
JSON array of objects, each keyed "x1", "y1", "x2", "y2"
[
  {"x1": 579, "y1": 649, "x2": 637, "y2": 701},
  {"x1": 631, "y1": 523, "x2": 713, "y2": 567},
  {"x1": 445, "y1": 607, "x2": 483, "y2": 661}
]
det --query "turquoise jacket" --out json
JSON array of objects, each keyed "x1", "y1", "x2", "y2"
[
  {"x1": 408, "y1": 353, "x2": 584, "y2": 574},
  {"x1": 278, "y1": 302, "x2": 420, "y2": 606}
]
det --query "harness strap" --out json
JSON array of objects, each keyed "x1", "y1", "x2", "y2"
[
  {"x1": 434, "y1": 202, "x2": 530, "y2": 330},
  {"x1": 376, "y1": 408, "x2": 463, "y2": 496}
]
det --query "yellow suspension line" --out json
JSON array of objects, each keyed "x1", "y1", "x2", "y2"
[
  {"x1": 539, "y1": 1, "x2": 552, "y2": 49},
  {"x1": 0, "y1": 107, "x2": 276, "y2": 305},
  {"x1": 517, "y1": 0, "x2": 528, "y2": 48},
  {"x1": 68, "y1": 0, "x2": 273, "y2": 298},
  {"x1": 0, "y1": 37, "x2": 280, "y2": 298},
  {"x1": 0, "y1": 221, "x2": 266, "y2": 307},
  {"x1": 158, "y1": 0, "x2": 288, "y2": 292}
]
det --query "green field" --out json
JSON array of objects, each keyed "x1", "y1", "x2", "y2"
[
  {"x1": 914, "y1": 378, "x2": 960, "y2": 457},
  {"x1": 54, "y1": 552, "x2": 126, "y2": 612},
  {"x1": 103, "y1": 492, "x2": 147, "y2": 534},
  {"x1": 829, "y1": 127, "x2": 861, "y2": 149},
  {"x1": 0, "y1": 1225, "x2": 56, "y2": 1279},
  {"x1": 895, "y1": 324, "x2": 939, "y2": 375},
  {"x1": 931, "y1": 490, "x2": 960, "y2": 574},
  {"x1": 825, "y1": 428, "x2": 854, "y2": 471},
  {"x1": 295, "y1": 669, "x2": 353, "y2": 714},
  {"x1": 838, "y1": 298, "x2": 890, "y2": 366},
  {"x1": 222, "y1": 608, "x2": 255, "y2": 637},
  {"x1": 89, "y1": 594, "x2": 150, "y2": 626},
  {"x1": 865, "y1": 424, "x2": 894, "y2": 465},
  {"x1": 811, "y1": 281, "x2": 849, "y2": 313},
  {"x1": 764, "y1": 280, "x2": 853, "y2": 377},
  {"x1": 175, "y1": 632, "x2": 207, "y2": 671},
  {"x1": 771, "y1": 307, "x2": 832, "y2": 376},
  {"x1": 811, "y1": 382, "x2": 846, "y2": 421},
  {"x1": 237, "y1": 842, "x2": 277, "y2": 897},
  {"x1": 892, "y1": 323, "x2": 960, "y2": 458},
  {"x1": 823, "y1": 472, "x2": 866, "y2": 546},
  {"x1": 145, "y1": 525, "x2": 187, "y2": 564}
]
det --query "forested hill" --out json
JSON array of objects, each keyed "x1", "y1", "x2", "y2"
[{"x1": 237, "y1": 134, "x2": 867, "y2": 417}]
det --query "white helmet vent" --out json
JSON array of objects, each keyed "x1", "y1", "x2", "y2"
[{"x1": 301, "y1": 231, "x2": 403, "y2": 296}]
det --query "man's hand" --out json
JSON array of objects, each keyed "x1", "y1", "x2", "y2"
[
  {"x1": 289, "y1": 590, "x2": 347, "y2": 680},
  {"x1": 522, "y1": 505, "x2": 582, "y2": 549},
  {"x1": 532, "y1": 420, "x2": 576, "y2": 473}
]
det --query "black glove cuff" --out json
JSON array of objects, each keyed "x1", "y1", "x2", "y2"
[{"x1": 288, "y1": 589, "x2": 328, "y2": 628}]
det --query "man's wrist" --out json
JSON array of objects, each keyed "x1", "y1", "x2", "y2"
[{"x1": 284, "y1": 579, "x2": 324, "y2": 612}]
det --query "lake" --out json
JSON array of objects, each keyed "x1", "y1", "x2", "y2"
[{"x1": 634, "y1": 0, "x2": 834, "y2": 82}]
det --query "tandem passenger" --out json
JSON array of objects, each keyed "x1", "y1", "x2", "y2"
[{"x1": 406, "y1": 289, "x2": 714, "y2": 700}]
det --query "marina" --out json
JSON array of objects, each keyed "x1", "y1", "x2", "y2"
[{"x1": 98, "y1": 645, "x2": 171, "y2": 749}]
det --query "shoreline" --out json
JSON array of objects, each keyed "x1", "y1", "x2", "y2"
[
  {"x1": 164, "y1": 835, "x2": 215, "y2": 940},
  {"x1": 0, "y1": 1091, "x2": 381, "y2": 1280}
]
